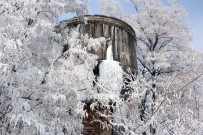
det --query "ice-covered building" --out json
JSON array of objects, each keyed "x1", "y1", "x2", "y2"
[
  {"x1": 58, "y1": 15, "x2": 137, "y2": 73},
  {"x1": 57, "y1": 15, "x2": 137, "y2": 135}
]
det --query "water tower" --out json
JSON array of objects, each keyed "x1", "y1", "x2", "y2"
[
  {"x1": 57, "y1": 15, "x2": 137, "y2": 135},
  {"x1": 57, "y1": 15, "x2": 137, "y2": 74}
]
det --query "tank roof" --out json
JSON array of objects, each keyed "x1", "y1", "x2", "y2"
[{"x1": 58, "y1": 15, "x2": 135, "y2": 36}]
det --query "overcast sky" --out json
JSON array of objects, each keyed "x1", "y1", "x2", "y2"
[{"x1": 60, "y1": 0, "x2": 203, "y2": 51}]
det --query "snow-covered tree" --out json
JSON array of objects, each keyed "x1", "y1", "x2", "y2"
[
  {"x1": 1, "y1": 0, "x2": 203, "y2": 135},
  {"x1": 99, "y1": 0, "x2": 203, "y2": 134},
  {"x1": 0, "y1": 0, "x2": 99, "y2": 135}
]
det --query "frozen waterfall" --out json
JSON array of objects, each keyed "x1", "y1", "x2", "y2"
[
  {"x1": 106, "y1": 44, "x2": 113, "y2": 61},
  {"x1": 99, "y1": 42, "x2": 123, "y2": 95}
]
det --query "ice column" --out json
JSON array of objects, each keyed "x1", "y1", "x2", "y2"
[
  {"x1": 99, "y1": 41, "x2": 123, "y2": 95},
  {"x1": 106, "y1": 44, "x2": 113, "y2": 61}
]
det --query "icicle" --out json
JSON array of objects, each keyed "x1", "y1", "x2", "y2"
[{"x1": 106, "y1": 42, "x2": 113, "y2": 61}]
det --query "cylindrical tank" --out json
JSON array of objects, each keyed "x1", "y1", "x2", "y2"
[{"x1": 57, "y1": 15, "x2": 137, "y2": 73}]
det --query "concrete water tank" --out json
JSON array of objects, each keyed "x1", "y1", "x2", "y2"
[
  {"x1": 57, "y1": 15, "x2": 137, "y2": 73},
  {"x1": 57, "y1": 15, "x2": 137, "y2": 135}
]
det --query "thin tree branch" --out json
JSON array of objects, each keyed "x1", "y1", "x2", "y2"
[{"x1": 137, "y1": 57, "x2": 152, "y2": 75}]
